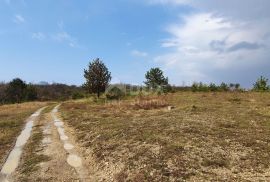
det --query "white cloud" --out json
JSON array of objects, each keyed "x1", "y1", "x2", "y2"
[
  {"x1": 148, "y1": 0, "x2": 270, "y2": 20},
  {"x1": 144, "y1": 0, "x2": 270, "y2": 86},
  {"x1": 53, "y1": 32, "x2": 71, "y2": 42},
  {"x1": 13, "y1": 14, "x2": 25, "y2": 24},
  {"x1": 131, "y1": 50, "x2": 148, "y2": 57},
  {"x1": 32, "y1": 32, "x2": 46, "y2": 40},
  {"x1": 52, "y1": 32, "x2": 79, "y2": 48},
  {"x1": 155, "y1": 12, "x2": 270, "y2": 85}
]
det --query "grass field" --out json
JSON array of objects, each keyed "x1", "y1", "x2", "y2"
[
  {"x1": 61, "y1": 92, "x2": 270, "y2": 181},
  {"x1": 0, "y1": 102, "x2": 47, "y2": 169}
]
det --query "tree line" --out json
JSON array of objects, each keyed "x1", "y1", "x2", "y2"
[
  {"x1": 191, "y1": 82, "x2": 241, "y2": 92},
  {"x1": 0, "y1": 79, "x2": 84, "y2": 104},
  {"x1": 83, "y1": 58, "x2": 270, "y2": 97},
  {"x1": 1, "y1": 58, "x2": 269, "y2": 104}
]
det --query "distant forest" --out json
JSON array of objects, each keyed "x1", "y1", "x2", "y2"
[
  {"x1": 0, "y1": 60, "x2": 269, "y2": 104},
  {"x1": 0, "y1": 79, "x2": 85, "y2": 104},
  {"x1": 0, "y1": 78, "x2": 190, "y2": 104}
]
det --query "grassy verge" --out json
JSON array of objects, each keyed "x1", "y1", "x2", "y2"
[
  {"x1": 61, "y1": 92, "x2": 270, "y2": 181},
  {"x1": 0, "y1": 102, "x2": 47, "y2": 169}
]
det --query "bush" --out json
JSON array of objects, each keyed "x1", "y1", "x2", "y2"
[
  {"x1": 25, "y1": 84, "x2": 38, "y2": 101},
  {"x1": 192, "y1": 82, "x2": 199, "y2": 92},
  {"x1": 219, "y1": 82, "x2": 229, "y2": 91},
  {"x1": 72, "y1": 92, "x2": 85, "y2": 100},
  {"x1": 133, "y1": 95, "x2": 169, "y2": 110},
  {"x1": 209, "y1": 83, "x2": 218, "y2": 92},
  {"x1": 253, "y1": 76, "x2": 269, "y2": 91},
  {"x1": 106, "y1": 87, "x2": 125, "y2": 100},
  {"x1": 191, "y1": 82, "x2": 236, "y2": 92},
  {"x1": 192, "y1": 82, "x2": 209, "y2": 92},
  {"x1": 163, "y1": 84, "x2": 173, "y2": 93}
]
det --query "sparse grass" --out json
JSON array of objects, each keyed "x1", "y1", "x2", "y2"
[
  {"x1": 16, "y1": 106, "x2": 54, "y2": 181},
  {"x1": 20, "y1": 131, "x2": 49, "y2": 175},
  {"x1": 61, "y1": 92, "x2": 270, "y2": 181},
  {"x1": 0, "y1": 102, "x2": 47, "y2": 169}
]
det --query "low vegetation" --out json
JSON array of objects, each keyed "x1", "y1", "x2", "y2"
[
  {"x1": 191, "y1": 82, "x2": 240, "y2": 92},
  {"x1": 0, "y1": 102, "x2": 47, "y2": 169},
  {"x1": 61, "y1": 92, "x2": 270, "y2": 181},
  {"x1": 253, "y1": 76, "x2": 270, "y2": 91}
]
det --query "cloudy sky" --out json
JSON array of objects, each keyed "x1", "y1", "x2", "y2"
[{"x1": 0, "y1": 0, "x2": 269, "y2": 87}]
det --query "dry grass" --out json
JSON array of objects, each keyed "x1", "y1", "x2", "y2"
[
  {"x1": 104, "y1": 95, "x2": 169, "y2": 110},
  {"x1": 0, "y1": 102, "x2": 47, "y2": 169},
  {"x1": 61, "y1": 92, "x2": 270, "y2": 181}
]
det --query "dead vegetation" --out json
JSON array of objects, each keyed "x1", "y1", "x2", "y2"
[
  {"x1": 104, "y1": 95, "x2": 170, "y2": 110},
  {"x1": 0, "y1": 102, "x2": 47, "y2": 170},
  {"x1": 61, "y1": 92, "x2": 270, "y2": 181}
]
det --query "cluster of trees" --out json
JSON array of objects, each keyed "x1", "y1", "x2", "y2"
[
  {"x1": 191, "y1": 82, "x2": 241, "y2": 92},
  {"x1": 0, "y1": 78, "x2": 37, "y2": 104},
  {"x1": 83, "y1": 58, "x2": 172, "y2": 98},
  {"x1": 83, "y1": 58, "x2": 270, "y2": 98},
  {"x1": 0, "y1": 79, "x2": 84, "y2": 104},
  {"x1": 36, "y1": 84, "x2": 84, "y2": 101},
  {"x1": 190, "y1": 76, "x2": 270, "y2": 92}
]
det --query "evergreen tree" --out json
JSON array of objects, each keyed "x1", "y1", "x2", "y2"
[
  {"x1": 253, "y1": 76, "x2": 269, "y2": 91},
  {"x1": 5, "y1": 78, "x2": 27, "y2": 103},
  {"x1": 84, "y1": 58, "x2": 112, "y2": 98},
  {"x1": 144, "y1": 68, "x2": 168, "y2": 91}
]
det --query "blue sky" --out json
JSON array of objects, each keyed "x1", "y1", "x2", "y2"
[{"x1": 1, "y1": 0, "x2": 269, "y2": 87}]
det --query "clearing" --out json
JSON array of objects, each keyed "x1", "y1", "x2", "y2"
[
  {"x1": 1, "y1": 92, "x2": 270, "y2": 181},
  {"x1": 60, "y1": 92, "x2": 270, "y2": 181}
]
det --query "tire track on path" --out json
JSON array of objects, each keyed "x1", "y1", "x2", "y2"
[{"x1": 51, "y1": 105, "x2": 89, "y2": 181}]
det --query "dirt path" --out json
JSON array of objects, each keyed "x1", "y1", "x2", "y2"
[
  {"x1": 13, "y1": 105, "x2": 93, "y2": 181},
  {"x1": 0, "y1": 107, "x2": 45, "y2": 182},
  {"x1": 47, "y1": 105, "x2": 90, "y2": 181},
  {"x1": 1, "y1": 105, "x2": 94, "y2": 181}
]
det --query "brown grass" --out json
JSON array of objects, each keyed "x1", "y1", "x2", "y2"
[
  {"x1": 61, "y1": 92, "x2": 270, "y2": 181},
  {"x1": 104, "y1": 95, "x2": 169, "y2": 110},
  {"x1": 0, "y1": 102, "x2": 47, "y2": 169}
]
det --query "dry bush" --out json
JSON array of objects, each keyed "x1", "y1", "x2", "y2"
[
  {"x1": 104, "y1": 95, "x2": 170, "y2": 110},
  {"x1": 132, "y1": 95, "x2": 170, "y2": 110}
]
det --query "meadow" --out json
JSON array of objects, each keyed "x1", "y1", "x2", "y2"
[
  {"x1": 1, "y1": 92, "x2": 270, "y2": 181},
  {"x1": 60, "y1": 92, "x2": 270, "y2": 181}
]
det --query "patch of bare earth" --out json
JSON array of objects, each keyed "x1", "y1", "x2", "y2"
[{"x1": 61, "y1": 92, "x2": 270, "y2": 181}]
